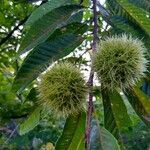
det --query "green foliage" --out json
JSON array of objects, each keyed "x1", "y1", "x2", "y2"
[
  {"x1": 56, "y1": 112, "x2": 86, "y2": 150},
  {"x1": 98, "y1": 0, "x2": 150, "y2": 148},
  {"x1": 105, "y1": 0, "x2": 150, "y2": 51},
  {"x1": 123, "y1": 122, "x2": 150, "y2": 150},
  {"x1": 129, "y1": 0, "x2": 150, "y2": 12},
  {"x1": 107, "y1": 0, "x2": 150, "y2": 36},
  {"x1": 125, "y1": 86, "x2": 150, "y2": 127},
  {"x1": 25, "y1": 0, "x2": 79, "y2": 27},
  {"x1": 1, "y1": 113, "x2": 64, "y2": 149},
  {"x1": 18, "y1": 5, "x2": 83, "y2": 54},
  {"x1": 0, "y1": 0, "x2": 34, "y2": 69},
  {"x1": 100, "y1": 128, "x2": 120, "y2": 150},
  {"x1": 90, "y1": 120, "x2": 120, "y2": 150},
  {"x1": 101, "y1": 89, "x2": 132, "y2": 139},
  {"x1": 19, "y1": 107, "x2": 41, "y2": 135},
  {"x1": 0, "y1": 0, "x2": 150, "y2": 149},
  {"x1": 13, "y1": 23, "x2": 87, "y2": 93}
]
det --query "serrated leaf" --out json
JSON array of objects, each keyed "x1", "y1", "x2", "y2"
[
  {"x1": 19, "y1": 107, "x2": 41, "y2": 135},
  {"x1": 99, "y1": 5, "x2": 150, "y2": 51},
  {"x1": 13, "y1": 23, "x2": 87, "y2": 93},
  {"x1": 109, "y1": 16, "x2": 150, "y2": 49},
  {"x1": 18, "y1": 5, "x2": 83, "y2": 54},
  {"x1": 107, "y1": 0, "x2": 150, "y2": 36},
  {"x1": 25, "y1": 0, "x2": 78, "y2": 27},
  {"x1": 55, "y1": 112, "x2": 86, "y2": 150}
]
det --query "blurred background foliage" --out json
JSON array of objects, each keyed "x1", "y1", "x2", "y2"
[{"x1": 0, "y1": 0, "x2": 150, "y2": 149}]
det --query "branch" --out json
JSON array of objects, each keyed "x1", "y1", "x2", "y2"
[
  {"x1": 0, "y1": 17, "x2": 28, "y2": 47},
  {"x1": 85, "y1": 0, "x2": 98, "y2": 149},
  {"x1": 96, "y1": 1, "x2": 110, "y2": 18},
  {"x1": 4, "y1": 125, "x2": 18, "y2": 146},
  {"x1": 0, "y1": 0, "x2": 47, "y2": 47}
]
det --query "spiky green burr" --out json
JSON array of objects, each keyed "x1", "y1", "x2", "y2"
[
  {"x1": 94, "y1": 35, "x2": 147, "y2": 90},
  {"x1": 37, "y1": 62, "x2": 87, "y2": 116}
]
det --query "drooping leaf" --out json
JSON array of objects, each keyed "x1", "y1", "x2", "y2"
[
  {"x1": 13, "y1": 23, "x2": 88, "y2": 93},
  {"x1": 19, "y1": 107, "x2": 41, "y2": 135},
  {"x1": 109, "y1": 90, "x2": 133, "y2": 130},
  {"x1": 107, "y1": 0, "x2": 150, "y2": 36},
  {"x1": 125, "y1": 86, "x2": 150, "y2": 127},
  {"x1": 18, "y1": 5, "x2": 83, "y2": 54},
  {"x1": 90, "y1": 120, "x2": 120, "y2": 150},
  {"x1": 109, "y1": 16, "x2": 150, "y2": 51},
  {"x1": 99, "y1": 3, "x2": 150, "y2": 53},
  {"x1": 55, "y1": 112, "x2": 86, "y2": 150},
  {"x1": 100, "y1": 128, "x2": 121, "y2": 150},
  {"x1": 101, "y1": 88, "x2": 132, "y2": 139},
  {"x1": 25, "y1": 0, "x2": 78, "y2": 26}
]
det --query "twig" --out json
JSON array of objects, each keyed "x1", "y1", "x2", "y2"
[
  {"x1": 79, "y1": 48, "x2": 92, "y2": 58},
  {"x1": 6, "y1": 126, "x2": 18, "y2": 144},
  {"x1": 0, "y1": 17, "x2": 28, "y2": 46},
  {"x1": 0, "y1": 0, "x2": 47, "y2": 47},
  {"x1": 85, "y1": 0, "x2": 98, "y2": 149}
]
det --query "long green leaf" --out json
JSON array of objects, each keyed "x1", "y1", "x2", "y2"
[
  {"x1": 55, "y1": 112, "x2": 86, "y2": 150},
  {"x1": 100, "y1": 128, "x2": 120, "y2": 150},
  {"x1": 102, "y1": 90, "x2": 119, "y2": 139},
  {"x1": 90, "y1": 120, "x2": 120, "y2": 150},
  {"x1": 13, "y1": 23, "x2": 87, "y2": 93},
  {"x1": 109, "y1": 16, "x2": 150, "y2": 51},
  {"x1": 25, "y1": 0, "x2": 78, "y2": 27},
  {"x1": 19, "y1": 107, "x2": 41, "y2": 135},
  {"x1": 107, "y1": 0, "x2": 150, "y2": 36},
  {"x1": 101, "y1": 89, "x2": 132, "y2": 138},
  {"x1": 99, "y1": 3, "x2": 150, "y2": 52},
  {"x1": 125, "y1": 86, "x2": 150, "y2": 127},
  {"x1": 18, "y1": 5, "x2": 83, "y2": 54},
  {"x1": 109, "y1": 90, "x2": 133, "y2": 130}
]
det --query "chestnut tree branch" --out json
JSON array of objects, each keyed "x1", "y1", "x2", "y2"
[{"x1": 85, "y1": 0, "x2": 98, "y2": 149}]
